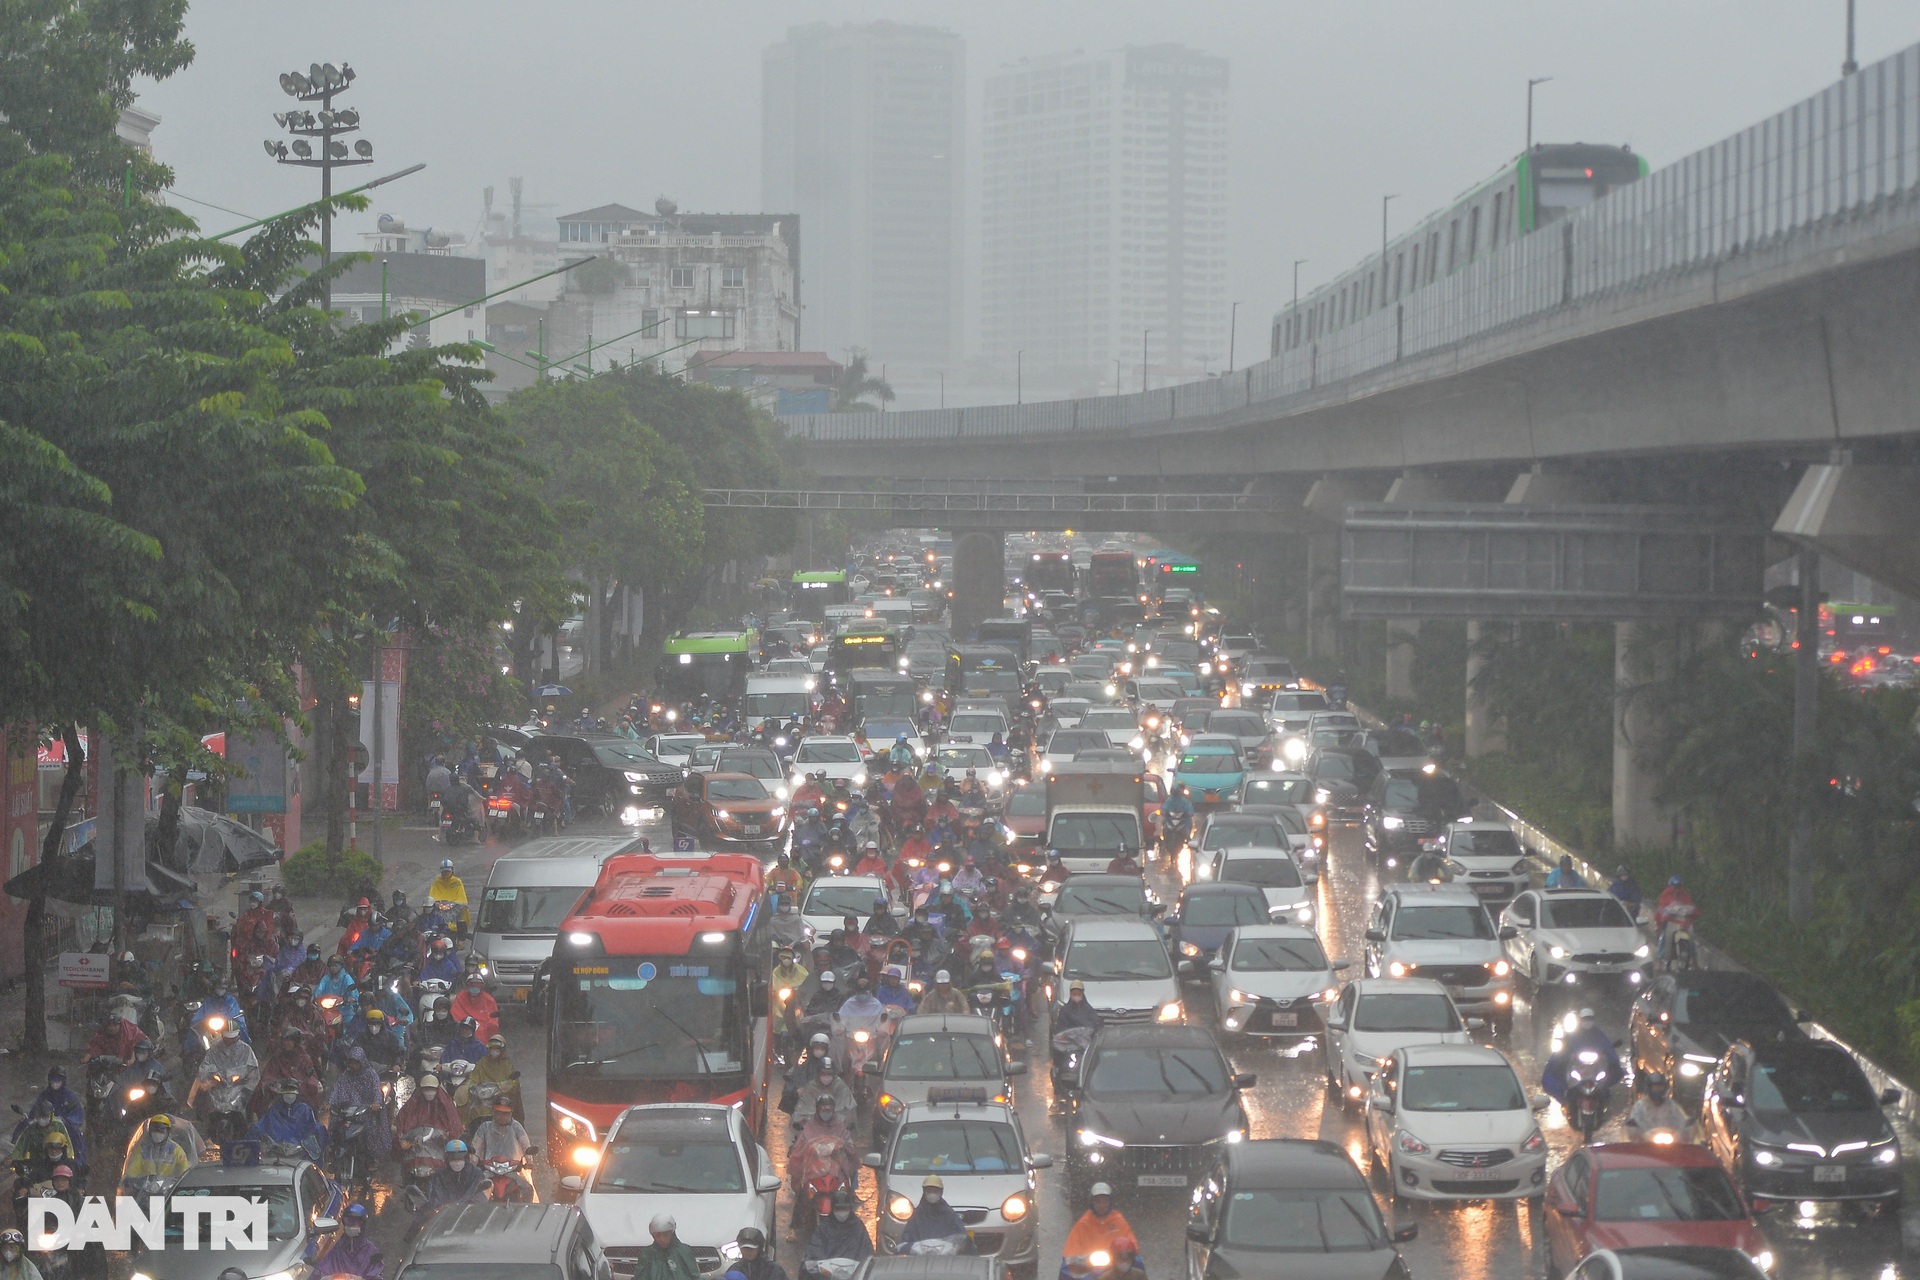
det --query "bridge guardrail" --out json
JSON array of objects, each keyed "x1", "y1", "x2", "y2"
[{"x1": 784, "y1": 42, "x2": 1920, "y2": 445}]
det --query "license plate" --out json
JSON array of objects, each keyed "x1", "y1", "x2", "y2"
[
  {"x1": 1269, "y1": 1011, "x2": 1298, "y2": 1027},
  {"x1": 1136, "y1": 1174, "x2": 1188, "y2": 1187},
  {"x1": 510, "y1": 987, "x2": 528, "y2": 1002},
  {"x1": 1814, "y1": 1164, "x2": 1847, "y2": 1183},
  {"x1": 1452, "y1": 1167, "x2": 1506, "y2": 1180},
  {"x1": 1473, "y1": 884, "x2": 1504, "y2": 896},
  {"x1": 743, "y1": 824, "x2": 762, "y2": 834}
]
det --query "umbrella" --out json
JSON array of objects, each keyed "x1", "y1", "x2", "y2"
[
  {"x1": 4, "y1": 845, "x2": 197, "y2": 906},
  {"x1": 151, "y1": 807, "x2": 283, "y2": 876},
  {"x1": 532, "y1": 684, "x2": 573, "y2": 699}
]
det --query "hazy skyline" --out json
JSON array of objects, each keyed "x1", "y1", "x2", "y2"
[{"x1": 145, "y1": 2, "x2": 1920, "y2": 381}]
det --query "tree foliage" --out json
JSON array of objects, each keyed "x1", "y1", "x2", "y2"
[{"x1": 829, "y1": 349, "x2": 894, "y2": 412}]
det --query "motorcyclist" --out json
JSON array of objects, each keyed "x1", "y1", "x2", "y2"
[
  {"x1": 16, "y1": 1131, "x2": 75, "y2": 1195},
  {"x1": 197, "y1": 976, "x2": 251, "y2": 1044},
  {"x1": 253, "y1": 1024, "x2": 323, "y2": 1115},
  {"x1": 469, "y1": 1098, "x2": 532, "y2": 1164},
  {"x1": 449, "y1": 974, "x2": 500, "y2": 1044},
  {"x1": 951, "y1": 854, "x2": 988, "y2": 899},
  {"x1": 121, "y1": 1113, "x2": 191, "y2": 1188},
  {"x1": 769, "y1": 899, "x2": 810, "y2": 953},
  {"x1": 635, "y1": 1214, "x2": 703, "y2": 1280},
  {"x1": 854, "y1": 843, "x2": 890, "y2": 879},
  {"x1": 31, "y1": 1068, "x2": 86, "y2": 1167},
  {"x1": 864, "y1": 895, "x2": 900, "y2": 938},
  {"x1": 1541, "y1": 1007, "x2": 1624, "y2": 1104},
  {"x1": 1406, "y1": 845, "x2": 1453, "y2": 882},
  {"x1": 930, "y1": 881, "x2": 972, "y2": 936},
  {"x1": 0, "y1": 1229, "x2": 40, "y2": 1280},
  {"x1": 418, "y1": 935, "x2": 464, "y2": 986},
  {"x1": 114, "y1": 1039, "x2": 169, "y2": 1098},
  {"x1": 1160, "y1": 785, "x2": 1195, "y2": 847},
  {"x1": 916, "y1": 969, "x2": 970, "y2": 1016},
  {"x1": 1608, "y1": 865, "x2": 1645, "y2": 920},
  {"x1": 85, "y1": 1008, "x2": 145, "y2": 1063},
  {"x1": 836, "y1": 973, "x2": 887, "y2": 1026},
  {"x1": 1626, "y1": 1072, "x2": 1692, "y2": 1141},
  {"x1": 899, "y1": 1174, "x2": 971, "y2": 1249},
  {"x1": 395, "y1": 1071, "x2": 463, "y2": 1139},
  {"x1": 790, "y1": 1059, "x2": 857, "y2": 1129},
  {"x1": 1043, "y1": 850, "x2": 1070, "y2": 886},
  {"x1": 1055, "y1": 979, "x2": 1102, "y2": 1035},
  {"x1": 793, "y1": 808, "x2": 829, "y2": 872},
  {"x1": 952, "y1": 771, "x2": 988, "y2": 812},
  {"x1": 314, "y1": 956, "x2": 360, "y2": 1019},
  {"x1": 1545, "y1": 855, "x2": 1587, "y2": 890},
  {"x1": 889, "y1": 735, "x2": 917, "y2": 770},
  {"x1": 232, "y1": 890, "x2": 278, "y2": 982},
  {"x1": 290, "y1": 942, "x2": 328, "y2": 990},
  {"x1": 189, "y1": 1024, "x2": 261, "y2": 1108},
  {"x1": 1103, "y1": 848, "x2": 1142, "y2": 876},
  {"x1": 766, "y1": 853, "x2": 805, "y2": 908},
  {"x1": 802, "y1": 1190, "x2": 872, "y2": 1275},
  {"x1": 425, "y1": 757, "x2": 455, "y2": 803},
  {"x1": 248, "y1": 1080, "x2": 327, "y2": 1161},
  {"x1": 442, "y1": 1017, "x2": 488, "y2": 1070},
  {"x1": 1655, "y1": 875, "x2": 1699, "y2": 960},
  {"x1": 470, "y1": 1035, "x2": 525, "y2": 1124},
  {"x1": 1063, "y1": 1183, "x2": 1136, "y2": 1270},
  {"x1": 424, "y1": 1138, "x2": 485, "y2": 1207},
  {"x1": 874, "y1": 965, "x2": 915, "y2": 1014},
  {"x1": 314, "y1": 1203, "x2": 382, "y2": 1279},
  {"x1": 733, "y1": 1228, "x2": 789, "y2": 1280},
  {"x1": 335, "y1": 1008, "x2": 404, "y2": 1073}
]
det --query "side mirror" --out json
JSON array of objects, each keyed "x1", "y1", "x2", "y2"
[
  {"x1": 861, "y1": 1152, "x2": 884, "y2": 1168},
  {"x1": 1233, "y1": 1072, "x2": 1256, "y2": 1090},
  {"x1": 1026, "y1": 1153, "x2": 1054, "y2": 1169},
  {"x1": 1498, "y1": 926, "x2": 1518, "y2": 941},
  {"x1": 1363, "y1": 929, "x2": 1385, "y2": 943},
  {"x1": 313, "y1": 1217, "x2": 340, "y2": 1233},
  {"x1": 1150, "y1": 903, "x2": 1167, "y2": 917},
  {"x1": 1463, "y1": 1016, "x2": 1486, "y2": 1030},
  {"x1": 1006, "y1": 1060, "x2": 1028, "y2": 1076},
  {"x1": 1368, "y1": 1094, "x2": 1391, "y2": 1112},
  {"x1": 1176, "y1": 961, "x2": 1196, "y2": 977},
  {"x1": 1391, "y1": 1223, "x2": 1418, "y2": 1243},
  {"x1": 1208, "y1": 957, "x2": 1225, "y2": 972},
  {"x1": 1530, "y1": 1094, "x2": 1552, "y2": 1112},
  {"x1": 757, "y1": 1173, "x2": 782, "y2": 1193},
  {"x1": 862, "y1": 1061, "x2": 883, "y2": 1076},
  {"x1": 1332, "y1": 961, "x2": 1351, "y2": 972},
  {"x1": 1881, "y1": 1088, "x2": 1903, "y2": 1107},
  {"x1": 1795, "y1": 1009, "x2": 1814, "y2": 1023},
  {"x1": 1041, "y1": 960, "x2": 1057, "y2": 975},
  {"x1": 1185, "y1": 1221, "x2": 1210, "y2": 1243}
]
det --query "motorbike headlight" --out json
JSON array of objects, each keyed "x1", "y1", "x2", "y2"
[
  {"x1": 889, "y1": 1194, "x2": 915, "y2": 1221},
  {"x1": 778, "y1": 987, "x2": 794, "y2": 1001},
  {"x1": 205, "y1": 1016, "x2": 227, "y2": 1033},
  {"x1": 1157, "y1": 1001, "x2": 1182, "y2": 1022},
  {"x1": 1001, "y1": 1193, "x2": 1030, "y2": 1221},
  {"x1": 1381, "y1": 815, "x2": 1403, "y2": 830},
  {"x1": 853, "y1": 1029, "x2": 870, "y2": 1043}
]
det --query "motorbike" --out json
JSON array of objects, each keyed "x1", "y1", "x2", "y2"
[
  {"x1": 84, "y1": 1055, "x2": 124, "y2": 1143},
  {"x1": 1661, "y1": 906, "x2": 1701, "y2": 973},
  {"x1": 1051, "y1": 1025, "x2": 1094, "y2": 1089},
  {"x1": 1564, "y1": 1050, "x2": 1614, "y2": 1144},
  {"x1": 428, "y1": 790, "x2": 445, "y2": 828},
  {"x1": 1060, "y1": 1250, "x2": 1146, "y2": 1280},
  {"x1": 1160, "y1": 810, "x2": 1193, "y2": 859},
  {"x1": 331, "y1": 1105, "x2": 375, "y2": 1189},
  {"x1": 790, "y1": 1135, "x2": 855, "y2": 1244},
  {"x1": 464, "y1": 1077, "x2": 521, "y2": 1130},
  {"x1": 483, "y1": 1156, "x2": 536, "y2": 1203},
  {"x1": 199, "y1": 1072, "x2": 252, "y2": 1154},
  {"x1": 314, "y1": 994, "x2": 350, "y2": 1040},
  {"x1": 439, "y1": 801, "x2": 481, "y2": 846},
  {"x1": 395, "y1": 1124, "x2": 449, "y2": 1195}
]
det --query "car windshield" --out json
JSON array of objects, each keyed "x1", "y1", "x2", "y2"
[
  {"x1": 1050, "y1": 815, "x2": 1139, "y2": 851},
  {"x1": 1082, "y1": 711, "x2": 1136, "y2": 728},
  {"x1": 1748, "y1": 1054, "x2": 1877, "y2": 1113},
  {"x1": 1354, "y1": 993, "x2": 1464, "y2": 1033},
  {"x1": 866, "y1": 721, "x2": 917, "y2": 742},
  {"x1": 1243, "y1": 662, "x2": 1295, "y2": 681},
  {"x1": 594, "y1": 742, "x2": 665, "y2": 767},
  {"x1": 1369, "y1": 729, "x2": 1429, "y2": 757},
  {"x1": 477, "y1": 885, "x2": 585, "y2": 933},
  {"x1": 1592, "y1": 1167, "x2": 1747, "y2": 1222},
  {"x1": 555, "y1": 958, "x2": 744, "y2": 1077},
  {"x1": 1178, "y1": 753, "x2": 1241, "y2": 774},
  {"x1": 1206, "y1": 823, "x2": 1283, "y2": 849},
  {"x1": 1399, "y1": 1064, "x2": 1525, "y2": 1112},
  {"x1": 1086, "y1": 1045, "x2": 1227, "y2": 1094},
  {"x1": 1208, "y1": 713, "x2": 1267, "y2": 737},
  {"x1": 1541, "y1": 897, "x2": 1635, "y2": 929},
  {"x1": 803, "y1": 884, "x2": 886, "y2": 919},
  {"x1": 1134, "y1": 682, "x2": 1182, "y2": 701},
  {"x1": 743, "y1": 692, "x2": 811, "y2": 721},
  {"x1": 1064, "y1": 938, "x2": 1173, "y2": 981},
  {"x1": 1313, "y1": 754, "x2": 1357, "y2": 779},
  {"x1": 593, "y1": 1136, "x2": 745, "y2": 1193},
  {"x1": 1005, "y1": 790, "x2": 1047, "y2": 817},
  {"x1": 890, "y1": 1120, "x2": 1021, "y2": 1174},
  {"x1": 1242, "y1": 778, "x2": 1314, "y2": 805},
  {"x1": 886, "y1": 1034, "x2": 1001, "y2": 1081},
  {"x1": 1448, "y1": 828, "x2": 1521, "y2": 857},
  {"x1": 1269, "y1": 693, "x2": 1329, "y2": 713},
  {"x1": 1053, "y1": 884, "x2": 1148, "y2": 916},
  {"x1": 1233, "y1": 936, "x2": 1328, "y2": 972},
  {"x1": 1048, "y1": 731, "x2": 1109, "y2": 754},
  {"x1": 1383, "y1": 777, "x2": 1463, "y2": 810},
  {"x1": 951, "y1": 714, "x2": 1005, "y2": 734},
  {"x1": 1672, "y1": 982, "x2": 1792, "y2": 1026},
  {"x1": 963, "y1": 673, "x2": 1018, "y2": 695},
  {"x1": 1217, "y1": 1188, "x2": 1388, "y2": 1253},
  {"x1": 706, "y1": 778, "x2": 769, "y2": 802},
  {"x1": 1218, "y1": 857, "x2": 1303, "y2": 890},
  {"x1": 1182, "y1": 893, "x2": 1269, "y2": 927},
  {"x1": 691, "y1": 744, "x2": 725, "y2": 765},
  {"x1": 935, "y1": 748, "x2": 993, "y2": 771},
  {"x1": 795, "y1": 741, "x2": 861, "y2": 763},
  {"x1": 1392, "y1": 905, "x2": 1495, "y2": 941},
  {"x1": 167, "y1": 1184, "x2": 299, "y2": 1242},
  {"x1": 718, "y1": 754, "x2": 781, "y2": 780}
]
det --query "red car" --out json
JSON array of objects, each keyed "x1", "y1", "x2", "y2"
[{"x1": 1544, "y1": 1143, "x2": 1772, "y2": 1277}]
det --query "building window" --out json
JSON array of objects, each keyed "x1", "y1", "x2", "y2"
[
  {"x1": 721, "y1": 267, "x2": 745, "y2": 289},
  {"x1": 642, "y1": 308, "x2": 661, "y2": 335},
  {"x1": 674, "y1": 310, "x2": 734, "y2": 340},
  {"x1": 669, "y1": 267, "x2": 697, "y2": 289}
]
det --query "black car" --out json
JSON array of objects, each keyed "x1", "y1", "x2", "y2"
[
  {"x1": 1168, "y1": 882, "x2": 1273, "y2": 970},
  {"x1": 1698, "y1": 1037, "x2": 1903, "y2": 1206},
  {"x1": 1360, "y1": 768, "x2": 1468, "y2": 864},
  {"x1": 1066, "y1": 1024, "x2": 1251, "y2": 1191},
  {"x1": 1303, "y1": 747, "x2": 1382, "y2": 825},
  {"x1": 1629, "y1": 971, "x2": 1810, "y2": 1109},
  {"x1": 400, "y1": 1202, "x2": 611, "y2": 1279},
  {"x1": 523, "y1": 733, "x2": 681, "y2": 818},
  {"x1": 1186, "y1": 1139, "x2": 1416, "y2": 1280}
]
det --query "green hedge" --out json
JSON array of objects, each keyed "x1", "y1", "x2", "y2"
[{"x1": 281, "y1": 841, "x2": 383, "y2": 899}]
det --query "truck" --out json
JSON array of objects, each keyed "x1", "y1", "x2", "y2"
[{"x1": 1044, "y1": 763, "x2": 1148, "y2": 875}]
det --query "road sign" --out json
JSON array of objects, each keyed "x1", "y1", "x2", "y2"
[{"x1": 57, "y1": 952, "x2": 111, "y2": 988}]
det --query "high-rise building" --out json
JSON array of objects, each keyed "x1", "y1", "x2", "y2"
[
  {"x1": 982, "y1": 45, "x2": 1228, "y2": 393},
  {"x1": 762, "y1": 21, "x2": 964, "y2": 374}
]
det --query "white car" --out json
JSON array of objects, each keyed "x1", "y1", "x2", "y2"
[
  {"x1": 790, "y1": 735, "x2": 869, "y2": 788},
  {"x1": 1365, "y1": 1043, "x2": 1550, "y2": 1202},
  {"x1": 1198, "y1": 809, "x2": 1319, "y2": 884},
  {"x1": 1437, "y1": 819, "x2": 1530, "y2": 907},
  {"x1": 944, "y1": 709, "x2": 1009, "y2": 745},
  {"x1": 1078, "y1": 706, "x2": 1142, "y2": 750},
  {"x1": 574, "y1": 1103, "x2": 780, "y2": 1273},
  {"x1": 1050, "y1": 917, "x2": 1183, "y2": 1025},
  {"x1": 1208, "y1": 844, "x2": 1316, "y2": 926},
  {"x1": 1322, "y1": 977, "x2": 1476, "y2": 1104},
  {"x1": 1038, "y1": 727, "x2": 1111, "y2": 774},
  {"x1": 1046, "y1": 697, "x2": 1092, "y2": 729},
  {"x1": 799, "y1": 874, "x2": 900, "y2": 941},
  {"x1": 862, "y1": 719, "x2": 926, "y2": 763},
  {"x1": 929, "y1": 743, "x2": 1010, "y2": 797},
  {"x1": 1500, "y1": 888, "x2": 1650, "y2": 990},
  {"x1": 1363, "y1": 884, "x2": 1517, "y2": 1033},
  {"x1": 642, "y1": 733, "x2": 707, "y2": 765},
  {"x1": 1208, "y1": 924, "x2": 1346, "y2": 1038}
]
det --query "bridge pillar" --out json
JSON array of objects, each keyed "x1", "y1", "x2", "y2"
[
  {"x1": 1378, "y1": 472, "x2": 1487, "y2": 704},
  {"x1": 1385, "y1": 621, "x2": 1419, "y2": 701},
  {"x1": 1464, "y1": 622, "x2": 1507, "y2": 758},
  {"x1": 1304, "y1": 475, "x2": 1389, "y2": 662},
  {"x1": 950, "y1": 530, "x2": 1005, "y2": 639},
  {"x1": 1613, "y1": 621, "x2": 1672, "y2": 850}
]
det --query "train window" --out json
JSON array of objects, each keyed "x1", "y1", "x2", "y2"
[
  {"x1": 1393, "y1": 253, "x2": 1404, "y2": 299},
  {"x1": 1447, "y1": 221, "x2": 1459, "y2": 273},
  {"x1": 1491, "y1": 194, "x2": 1503, "y2": 248},
  {"x1": 1409, "y1": 244, "x2": 1419, "y2": 287},
  {"x1": 1468, "y1": 206, "x2": 1481, "y2": 260},
  {"x1": 1427, "y1": 233, "x2": 1439, "y2": 283}
]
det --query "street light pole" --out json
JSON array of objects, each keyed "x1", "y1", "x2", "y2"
[
  {"x1": 1141, "y1": 329, "x2": 1150, "y2": 393},
  {"x1": 266, "y1": 62, "x2": 376, "y2": 312},
  {"x1": 939, "y1": 371, "x2": 945, "y2": 409},
  {"x1": 1380, "y1": 196, "x2": 1398, "y2": 288},
  {"x1": 1228, "y1": 301, "x2": 1240, "y2": 373},
  {"x1": 1291, "y1": 259, "x2": 1306, "y2": 348},
  {"x1": 1526, "y1": 76, "x2": 1553, "y2": 156},
  {"x1": 1016, "y1": 350, "x2": 1023, "y2": 406},
  {"x1": 1843, "y1": 0, "x2": 1859, "y2": 74}
]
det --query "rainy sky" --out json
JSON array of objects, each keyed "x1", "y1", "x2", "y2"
[{"x1": 145, "y1": 1, "x2": 1919, "y2": 352}]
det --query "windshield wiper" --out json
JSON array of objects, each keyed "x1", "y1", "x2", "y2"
[{"x1": 650, "y1": 1000, "x2": 713, "y2": 1076}]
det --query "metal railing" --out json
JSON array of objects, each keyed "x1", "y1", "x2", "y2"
[
  {"x1": 701, "y1": 488, "x2": 1285, "y2": 514},
  {"x1": 785, "y1": 42, "x2": 1920, "y2": 444}
]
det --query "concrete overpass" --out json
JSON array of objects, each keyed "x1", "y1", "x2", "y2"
[
  {"x1": 770, "y1": 44, "x2": 1920, "y2": 858},
  {"x1": 701, "y1": 487, "x2": 1300, "y2": 533}
]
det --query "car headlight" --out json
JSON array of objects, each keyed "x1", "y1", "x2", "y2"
[
  {"x1": 1157, "y1": 1001, "x2": 1183, "y2": 1022},
  {"x1": 1295, "y1": 905, "x2": 1314, "y2": 922},
  {"x1": 1314, "y1": 789, "x2": 1330, "y2": 804},
  {"x1": 715, "y1": 809, "x2": 731, "y2": 821},
  {"x1": 1752, "y1": 1250, "x2": 1775, "y2": 1272},
  {"x1": 769, "y1": 806, "x2": 786, "y2": 819},
  {"x1": 1490, "y1": 959, "x2": 1511, "y2": 977},
  {"x1": 1078, "y1": 1128, "x2": 1125, "y2": 1149},
  {"x1": 550, "y1": 1101, "x2": 597, "y2": 1141},
  {"x1": 1753, "y1": 1149, "x2": 1778, "y2": 1166},
  {"x1": 1523, "y1": 1129, "x2": 1545, "y2": 1153},
  {"x1": 1180, "y1": 941, "x2": 1201, "y2": 956},
  {"x1": 624, "y1": 771, "x2": 648, "y2": 783},
  {"x1": 1228, "y1": 988, "x2": 1253, "y2": 1004},
  {"x1": 1876, "y1": 1144, "x2": 1901, "y2": 1165},
  {"x1": 1001, "y1": 1193, "x2": 1030, "y2": 1221},
  {"x1": 889, "y1": 1194, "x2": 915, "y2": 1221},
  {"x1": 1240, "y1": 682, "x2": 1254, "y2": 696},
  {"x1": 1548, "y1": 946, "x2": 1567, "y2": 960},
  {"x1": 1039, "y1": 759, "x2": 1053, "y2": 773},
  {"x1": 1381, "y1": 815, "x2": 1403, "y2": 830},
  {"x1": 1396, "y1": 1132, "x2": 1430, "y2": 1154},
  {"x1": 1387, "y1": 960, "x2": 1412, "y2": 978},
  {"x1": 1224, "y1": 1129, "x2": 1244, "y2": 1144},
  {"x1": 1129, "y1": 736, "x2": 1145, "y2": 750},
  {"x1": 1635, "y1": 944, "x2": 1651, "y2": 959},
  {"x1": 1510, "y1": 860, "x2": 1529, "y2": 876}
]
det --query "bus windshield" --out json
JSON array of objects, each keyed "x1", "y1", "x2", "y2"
[
  {"x1": 743, "y1": 692, "x2": 810, "y2": 722},
  {"x1": 555, "y1": 957, "x2": 745, "y2": 1078}
]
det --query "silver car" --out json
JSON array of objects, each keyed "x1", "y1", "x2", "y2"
[
  {"x1": 871, "y1": 1014, "x2": 1024, "y2": 1144},
  {"x1": 135, "y1": 1154, "x2": 344, "y2": 1280},
  {"x1": 865, "y1": 1093, "x2": 1052, "y2": 1273}
]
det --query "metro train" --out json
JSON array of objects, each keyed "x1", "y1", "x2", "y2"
[{"x1": 1272, "y1": 142, "x2": 1648, "y2": 355}]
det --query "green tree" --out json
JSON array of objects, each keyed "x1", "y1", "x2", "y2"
[{"x1": 829, "y1": 350, "x2": 894, "y2": 412}]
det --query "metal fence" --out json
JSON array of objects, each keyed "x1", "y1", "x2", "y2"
[{"x1": 784, "y1": 42, "x2": 1920, "y2": 445}]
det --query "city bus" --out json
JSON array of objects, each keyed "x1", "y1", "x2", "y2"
[
  {"x1": 1087, "y1": 550, "x2": 1140, "y2": 601},
  {"x1": 790, "y1": 570, "x2": 849, "y2": 622},
  {"x1": 974, "y1": 618, "x2": 1033, "y2": 665},
  {"x1": 1023, "y1": 551, "x2": 1075, "y2": 595},
  {"x1": 827, "y1": 626, "x2": 903, "y2": 679},
  {"x1": 544, "y1": 851, "x2": 770, "y2": 1169},
  {"x1": 657, "y1": 630, "x2": 756, "y2": 699},
  {"x1": 845, "y1": 669, "x2": 920, "y2": 724},
  {"x1": 1152, "y1": 555, "x2": 1202, "y2": 597}
]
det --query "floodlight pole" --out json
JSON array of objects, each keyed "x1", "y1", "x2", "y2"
[{"x1": 268, "y1": 63, "x2": 375, "y2": 311}]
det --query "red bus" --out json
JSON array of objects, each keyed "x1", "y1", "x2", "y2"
[
  {"x1": 543, "y1": 851, "x2": 770, "y2": 1173},
  {"x1": 1087, "y1": 550, "x2": 1139, "y2": 601}
]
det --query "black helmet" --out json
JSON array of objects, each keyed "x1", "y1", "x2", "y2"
[
  {"x1": 1643, "y1": 1072, "x2": 1670, "y2": 1099},
  {"x1": 736, "y1": 1227, "x2": 766, "y2": 1251},
  {"x1": 829, "y1": 1189, "x2": 855, "y2": 1212}
]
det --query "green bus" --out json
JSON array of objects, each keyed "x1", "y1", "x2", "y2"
[
  {"x1": 827, "y1": 626, "x2": 903, "y2": 680},
  {"x1": 658, "y1": 629, "x2": 756, "y2": 699},
  {"x1": 791, "y1": 570, "x2": 849, "y2": 621}
]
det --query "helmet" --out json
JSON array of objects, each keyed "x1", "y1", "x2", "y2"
[
  {"x1": 50, "y1": 1164, "x2": 72, "y2": 1179},
  {"x1": 432, "y1": 936, "x2": 451, "y2": 951},
  {"x1": 737, "y1": 1227, "x2": 766, "y2": 1250},
  {"x1": 829, "y1": 1190, "x2": 855, "y2": 1212},
  {"x1": 150, "y1": 1114, "x2": 174, "y2": 1131},
  {"x1": 1643, "y1": 1072, "x2": 1670, "y2": 1098},
  {"x1": 1089, "y1": 1181, "x2": 1113, "y2": 1199},
  {"x1": 935, "y1": 969, "x2": 951, "y2": 984},
  {"x1": 441, "y1": 859, "x2": 455, "y2": 874},
  {"x1": 1615, "y1": 865, "x2": 1631, "y2": 877},
  {"x1": 1669, "y1": 875, "x2": 1683, "y2": 886},
  {"x1": 816, "y1": 1057, "x2": 835, "y2": 1075},
  {"x1": 922, "y1": 1173, "x2": 944, "y2": 1189},
  {"x1": 819, "y1": 971, "x2": 836, "y2": 987},
  {"x1": 222, "y1": 1023, "x2": 241, "y2": 1040},
  {"x1": 1069, "y1": 979, "x2": 1086, "y2": 993},
  {"x1": 277, "y1": 1079, "x2": 300, "y2": 1095},
  {"x1": 1578, "y1": 1006, "x2": 1597, "y2": 1022},
  {"x1": 249, "y1": 890, "x2": 264, "y2": 903},
  {"x1": 649, "y1": 1213, "x2": 677, "y2": 1234},
  {"x1": 365, "y1": 1009, "x2": 385, "y2": 1023},
  {"x1": 444, "y1": 1139, "x2": 469, "y2": 1155},
  {"x1": 343, "y1": 1204, "x2": 369, "y2": 1224},
  {"x1": 419, "y1": 1074, "x2": 440, "y2": 1089}
]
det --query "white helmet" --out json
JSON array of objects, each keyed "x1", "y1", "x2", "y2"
[
  {"x1": 935, "y1": 969, "x2": 952, "y2": 984},
  {"x1": 1089, "y1": 1182, "x2": 1113, "y2": 1199},
  {"x1": 649, "y1": 1213, "x2": 676, "y2": 1234}
]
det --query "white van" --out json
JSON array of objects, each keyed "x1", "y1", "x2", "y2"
[
  {"x1": 741, "y1": 674, "x2": 813, "y2": 726},
  {"x1": 473, "y1": 835, "x2": 643, "y2": 1004}
]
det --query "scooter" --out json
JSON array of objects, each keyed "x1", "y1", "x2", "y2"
[
  {"x1": 790, "y1": 1135, "x2": 855, "y2": 1244},
  {"x1": 483, "y1": 1155, "x2": 536, "y2": 1203},
  {"x1": 199, "y1": 1073, "x2": 252, "y2": 1154},
  {"x1": 395, "y1": 1124, "x2": 449, "y2": 1196},
  {"x1": 1051, "y1": 1026, "x2": 1094, "y2": 1089},
  {"x1": 1564, "y1": 1051, "x2": 1614, "y2": 1144},
  {"x1": 330, "y1": 1105, "x2": 375, "y2": 1190}
]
